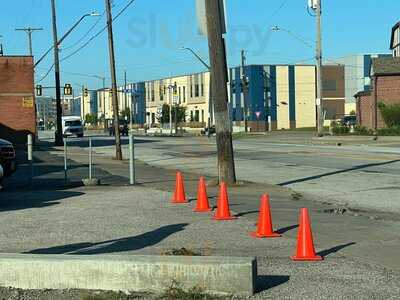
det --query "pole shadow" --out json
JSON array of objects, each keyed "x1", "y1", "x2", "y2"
[{"x1": 26, "y1": 223, "x2": 188, "y2": 255}]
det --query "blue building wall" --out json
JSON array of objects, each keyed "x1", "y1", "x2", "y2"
[{"x1": 132, "y1": 82, "x2": 146, "y2": 125}]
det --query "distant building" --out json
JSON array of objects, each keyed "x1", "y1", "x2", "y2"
[
  {"x1": 356, "y1": 57, "x2": 400, "y2": 129},
  {"x1": 36, "y1": 96, "x2": 56, "y2": 127},
  {"x1": 333, "y1": 54, "x2": 391, "y2": 115},
  {"x1": 355, "y1": 21, "x2": 400, "y2": 130},
  {"x1": 0, "y1": 56, "x2": 36, "y2": 144},
  {"x1": 390, "y1": 22, "x2": 400, "y2": 57}
]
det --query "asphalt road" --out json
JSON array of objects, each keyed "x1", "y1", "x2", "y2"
[{"x1": 52, "y1": 131, "x2": 400, "y2": 214}]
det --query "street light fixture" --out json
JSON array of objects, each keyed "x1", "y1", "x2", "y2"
[{"x1": 180, "y1": 46, "x2": 213, "y2": 137}]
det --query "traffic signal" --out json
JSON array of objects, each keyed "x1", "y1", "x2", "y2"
[
  {"x1": 36, "y1": 85, "x2": 42, "y2": 96},
  {"x1": 64, "y1": 84, "x2": 72, "y2": 96},
  {"x1": 84, "y1": 88, "x2": 89, "y2": 97}
]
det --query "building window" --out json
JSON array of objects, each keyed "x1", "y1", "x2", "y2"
[
  {"x1": 323, "y1": 80, "x2": 337, "y2": 92},
  {"x1": 159, "y1": 85, "x2": 164, "y2": 101},
  {"x1": 178, "y1": 87, "x2": 181, "y2": 103},
  {"x1": 201, "y1": 110, "x2": 204, "y2": 122},
  {"x1": 194, "y1": 74, "x2": 200, "y2": 97},
  {"x1": 195, "y1": 110, "x2": 200, "y2": 122},
  {"x1": 200, "y1": 74, "x2": 204, "y2": 96},
  {"x1": 183, "y1": 86, "x2": 186, "y2": 103},
  {"x1": 151, "y1": 82, "x2": 155, "y2": 102}
]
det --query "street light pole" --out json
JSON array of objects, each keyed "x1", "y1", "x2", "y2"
[
  {"x1": 105, "y1": 0, "x2": 122, "y2": 160},
  {"x1": 241, "y1": 50, "x2": 249, "y2": 132}
]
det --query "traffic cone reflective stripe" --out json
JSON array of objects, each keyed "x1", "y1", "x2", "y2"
[
  {"x1": 250, "y1": 194, "x2": 281, "y2": 238},
  {"x1": 290, "y1": 208, "x2": 322, "y2": 261},
  {"x1": 171, "y1": 171, "x2": 187, "y2": 204},
  {"x1": 213, "y1": 182, "x2": 237, "y2": 220},
  {"x1": 194, "y1": 177, "x2": 212, "y2": 212}
]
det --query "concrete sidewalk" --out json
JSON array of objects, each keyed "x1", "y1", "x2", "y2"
[{"x1": 1, "y1": 186, "x2": 399, "y2": 299}]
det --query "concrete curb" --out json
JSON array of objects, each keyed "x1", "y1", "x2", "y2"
[{"x1": 0, "y1": 254, "x2": 257, "y2": 296}]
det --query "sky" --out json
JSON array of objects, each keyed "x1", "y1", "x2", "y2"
[{"x1": 0, "y1": 0, "x2": 398, "y2": 94}]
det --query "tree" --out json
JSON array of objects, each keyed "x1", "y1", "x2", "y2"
[
  {"x1": 156, "y1": 104, "x2": 187, "y2": 125},
  {"x1": 120, "y1": 107, "x2": 131, "y2": 122},
  {"x1": 84, "y1": 113, "x2": 98, "y2": 125},
  {"x1": 378, "y1": 102, "x2": 400, "y2": 128}
]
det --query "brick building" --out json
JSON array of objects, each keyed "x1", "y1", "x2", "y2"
[
  {"x1": 0, "y1": 56, "x2": 36, "y2": 144},
  {"x1": 355, "y1": 57, "x2": 400, "y2": 130}
]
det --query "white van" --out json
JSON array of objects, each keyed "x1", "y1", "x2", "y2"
[{"x1": 62, "y1": 116, "x2": 84, "y2": 137}]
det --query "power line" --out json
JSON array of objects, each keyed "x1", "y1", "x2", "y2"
[{"x1": 61, "y1": 0, "x2": 136, "y2": 63}]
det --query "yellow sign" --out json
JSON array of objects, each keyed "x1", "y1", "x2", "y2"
[{"x1": 22, "y1": 96, "x2": 34, "y2": 108}]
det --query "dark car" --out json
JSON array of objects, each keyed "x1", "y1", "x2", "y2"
[
  {"x1": 340, "y1": 115, "x2": 357, "y2": 127},
  {"x1": 201, "y1": 125, "x2": 216, "y2": 136},
  {"x1": 0, "y1": 138, "x2": 17, "y2": 183},
  {"x1": 108, "y1": 121, "x2": 129, "y2": 136}
]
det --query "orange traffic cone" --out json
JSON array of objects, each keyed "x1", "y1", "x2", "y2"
[
  {"x1": 171, "y1": 171, "x2": 187, "y2": 204},
  {"x1": 193, "y1": 177, "x2": 212, "y2": 212},
  {"x1": 250, "y1": 194, "x2": 281, "y2": 238},
  {"x1": 213, "y1": 182, "x2": 237, "y2": 220},
  {"x1": 290, "y1": 208, "x2": 322, "y2": 261}
]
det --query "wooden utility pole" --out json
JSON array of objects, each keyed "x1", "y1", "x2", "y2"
[
  {"x1": 105, "y1": 0, "x2": 122, "y2": 160},
  {"x1": 51, "y1": 0, "x2": 63, "y2": 146},
  {"x1": 15, "y1": 27, "x2": 43, "y2": 56},
  {"x1": 205, "y1": 0, "x2": 236, "y2": 184}
]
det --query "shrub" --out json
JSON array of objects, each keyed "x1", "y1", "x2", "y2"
[
  {"x1": 377, "y1": 126, "x2": 400, "y2": 136},
  {"x1": 378, "y1": 102, "x2": 400, "y2": 128},
  {"x1": 332, "y1": 123, "x2": 350, "y2": 135}
]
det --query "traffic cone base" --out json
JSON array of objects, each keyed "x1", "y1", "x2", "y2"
[
  {"x1": 194, "y1": 207, "x2": 212, "y2": 212},
  {"x1": 213, "y1": 215, "x2": 237, "y2": 221},
  {"x1": 290, "y1": 255, "x2": 322, "y2": 261},
  {"x1": 250, "y1": 231, "x2": 281, "y2": 238}
]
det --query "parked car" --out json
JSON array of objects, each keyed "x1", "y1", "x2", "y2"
[
  {"x1": 340, "y1": 115, "x2": 357, "y2": 127},
  {"x1": 201, "y1": 125, "x2": 216, "y2": 136},
  {"x1": 0, "y1": 138, "x2": 17, "y2": 183},
  {"x1": 108, "y1": 120, "x2": 129, "y2": 136},
  {"x1": 62, "y1": 116, "x2": 84, "y2": 138}
]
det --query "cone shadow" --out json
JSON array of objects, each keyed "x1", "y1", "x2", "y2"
[
  {"x1": 276, "y1": 224, "x2": 299, "y2": 235},
  {"x1": 317, "y1": 242, "x2": 356, "y2": 258}
]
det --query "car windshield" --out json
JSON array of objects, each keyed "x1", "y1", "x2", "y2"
[{"x1": 65, "y1": 120, "x2": 81, "y2": 126}]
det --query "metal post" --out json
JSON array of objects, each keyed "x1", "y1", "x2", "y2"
[
  {"x1": 129, "y1": 133, "x2": 136, "y2": 185},
  {"x1": 89, "y1": 137, "x2": 92, "y2": 180},
  {"x1": 316, "y1": 0, "x2": 324, "y2": 136},
  {"x1": 169, "y1": 82, "x2": 173, "y2": 136},
  {"x1": 64, "y1": 137, "x2": 68, "y2": 183},
  {"x1": 241, "y1": 50, "x2": 249, "y2": 133},
  {"x1": 27, "y1": 134, "x2": 33, "y2": 186}
]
